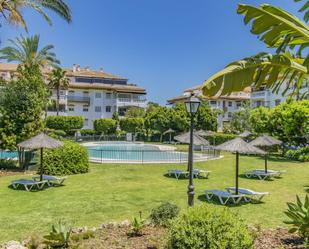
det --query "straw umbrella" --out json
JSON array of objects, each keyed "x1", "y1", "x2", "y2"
[
  {"x1": 215, "y1": 138, "x2": 265, "y2": 194},
  {"x1": 18, "y1": 133, "x2": 63, "y2": 181},
  {"x1": 174, "y1": 132, "x2": 210, "y2": 146},
  {"x1": 163, "y1": 128, "x2": 175, "y2": 143},
  {"x1": 249, "y1": 135, "x2": 282, "y2": 173},
  {"x1": 238, "y1": 130, "x2": 253, "y2": 138}
]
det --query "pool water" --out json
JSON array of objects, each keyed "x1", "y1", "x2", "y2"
[
  {"x1": 0, "y1": 151, "x2": 18, "y2": 159},
  {"x1": 85, "y1": 142, "x2": 211, "y2": 163}
]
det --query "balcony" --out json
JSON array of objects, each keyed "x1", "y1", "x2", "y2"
[
  {"x1": 68, "y1": 95, "x2": 90, "y2": 104},
  {"x1": 251, "y1": 90, "x2": 269, "y2": 99},
  {"x1": 117, "y1": 97, "x2": 147, "y2": 108}
]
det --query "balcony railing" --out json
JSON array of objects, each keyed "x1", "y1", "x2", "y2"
[
  {"x1": 118, "y1": 98, "x2": 146, "y2": 103},
  {"x1": 251, "y1": 90, "x2": 269, "y2": 98},
  {"x1": 68, "y1": 95, "x2": 90, "y2": 103}
]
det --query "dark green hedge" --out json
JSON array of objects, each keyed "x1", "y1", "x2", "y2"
[
  {"x1": 46, "y1": 116, "x2": 84, "y2": 133},
  {"x1": 93, "y1": 118, "x2": 117, "y2": 134},
  {"x1": 286, "y1": 147, "x2": 309, "y2": 162},
  {"x1": 43, "y1": 140, "x2": 89, "y2": 175},
  {"x1": 80, "y1": 129, "x2": 96, "y2": 136}
]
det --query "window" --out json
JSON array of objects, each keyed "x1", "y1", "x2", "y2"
[
  {"x1": 275, "y1": 99, "x2": 281, "y2": 106},
  {"x1": 83, "y1": 91, "x2": 89, "y2": 96},
  {"x1": 68, "y1": 105, "x2": 74, "y2": 112},
  {"x1": 236, "y1": 101, "x2": 242, "y2": 107},
  {"x1": 95, "y1": 92, "x2": 102, "y2": 98},
  {"x1": 83, "y1": 105, "x2": 89, "y2": 112},
  {"x1": 210, "y1": 100, "x2": 217, "y2": 105},
  {"x1": 106, "y1": 93, "x2": 111, "y2": 99},
  {"x1": 60, "y1": 90, "x2": 65, "y2": 96},
  {"x1": 106, "y1": 106, "x2": 111, "y2": 112},
  {"x1": 68, "y1": 90, "x2": 74, "y2": 96},
  {"x1": 228, "y1": 101, "x2": 232, "y2": 107},
  {"x1": 95, "y1": 106, "x2": 101, "y2": 112},
  {"x1": 228, "y1": 112, "x2": 232, "y2": 118}
]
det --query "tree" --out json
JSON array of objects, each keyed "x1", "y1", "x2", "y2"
[
  {"x1": 195, "y1": 102, "x2": 218, "y2": 131},
  {"x1": 0, "y1": 0, "x2": 71, "y2": 31},
  {"x1": 249, "y1": 107, "x2": 271, "y2": 134},
  {"x1": 48, "y1": 67, "x2": 70, "y2": 115},
  {"x1": 119, "y1": 118, "x2": 144, "y2": 134},
  {"x1": 125, "y1": 106, "x2": 145, "y2": 118},
  {"x1": 270, "y1": 99, "x2": 309, "y2": 144},
  {"x1": 229, "y1": 102, "x2": 251, "y2": 133},
  {"x1": 144, "y1": 106, "x2": 170, "y2": 142},
  {"x1": 202, "y1": 2, "x2": 309, "y2": 98},
  {"x1": 169, "y1": 103, "x2": 189, "y2": 133},
  {"x1": 0, "y1": 65, "x2": 49, "y2": 150},
  {"x1": 0, "y1": 35, "x2": 59, "y2": 69}
]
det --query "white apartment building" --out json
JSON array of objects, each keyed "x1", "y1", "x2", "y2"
[
  {"x1": 0, "y1": 63, "x2": 147, "y2": 129},
  {"x1": 167, "y1": 86, "x2": 251, "y2": 131},
  {"x1": 251, "y1": 81, "x2": 309, "y2": 108}
]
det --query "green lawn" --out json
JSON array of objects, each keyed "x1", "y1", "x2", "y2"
[{"x1": 0, "y1": 152, "x2": 308, "y2": 242}]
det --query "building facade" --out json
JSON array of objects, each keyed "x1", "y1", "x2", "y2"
[
  {"x1": 250, "y1": 81, "x2": 309, "y2": 108},
  {"x1": 167, "y1": 86, "x2": 251, "y2": 131},
  {"x1": 0, "y1": 63, "x2": 147, "y2": 129}
]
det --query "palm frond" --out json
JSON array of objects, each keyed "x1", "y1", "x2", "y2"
[
  {"x1": 295, "y1": 0, "x2": 309, "y2": 22},
  {"x1": 202, "y1": 52, "x2": 308, "y2": 97},
  {"x1": 237, "y1": 4, "x2": 309, "y2": 56}
]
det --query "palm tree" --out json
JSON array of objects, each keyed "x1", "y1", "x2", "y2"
[
  {"x1": 48, "y1": 67, "x2": 70, "y2": 115},
  {"x1": 202, "y1": 1, "x2": 309, "y2": 98},
  {"x1": 0, "y1": 35, "x2": 59, "y2": 68},
  {"x1": 0, "y1": 0, "x2": 71, "y2": 31}
]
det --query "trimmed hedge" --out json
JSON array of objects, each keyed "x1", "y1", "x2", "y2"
[
  {"x1": 80, "y1": 129, "x2": 96, "y2": 136},
  {"x1": 93, "y1": 118, "x2": 117, "y2": 134},
  {"x1": 286, "y1": 147, "x2": 309, "y2": 162},
  {"x1": 43, "y1": 140, "x2": 89, "y2": 175},
  {"x1": 46, "y1": 116, "x2": 84, "y2": 133},
  {"x1": 166, "y1": 205, "x2": 254, "y2": 249},
  {"x1": 205, "y1": 132, "x2": 237, "y2": 145}
]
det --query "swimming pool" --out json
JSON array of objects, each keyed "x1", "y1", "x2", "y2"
[
  {"x1": 0, "y1": 151, "x2": 18, "y2": 159},
  {"x1": 84, "y1": 142, "x2": 219, "y2": 164}
]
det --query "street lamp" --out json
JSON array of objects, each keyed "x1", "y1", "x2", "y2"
[{"x1": 184, "y1": 95, "x2": 201, "y2": 207}]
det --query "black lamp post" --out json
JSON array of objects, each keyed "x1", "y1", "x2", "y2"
[{"x1": 185, "y1": 95, "x2": 201, "y2": 207}]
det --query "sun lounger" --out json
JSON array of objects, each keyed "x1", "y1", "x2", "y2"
[
  {"x1": 226, "y1": 187, "x2": 269, "y2": 202},
  {"x1": 253, "y1": 169, "x2": 286, "y2": 177},
  {"x1": 192, "y1": 169, "x2": 211, "y2": 178},
  {"x1": 33, "y1": 175, "x2": 67, "y2": 186},
  {"x1": 11, "y1": 179, "x2": 47, "y2": 191},
  {"x1": 205, "y1": 189, "x2": 244, "y2": 205},
  {"x1": 242, "y1": 170, "x2": 278, "y2": 180},
  {"x1": 167, "y1": 170, "x2": 189, "y2": 179}
]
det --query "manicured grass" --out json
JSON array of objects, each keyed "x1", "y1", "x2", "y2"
[{"x1": 0, "y1": 152, "x2": 308, "y2": 242}]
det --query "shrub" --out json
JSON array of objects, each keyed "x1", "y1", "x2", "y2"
[
  {"x1": 205, "y1": 132, "x2": 237, "y2": 145},
  {"x1": 150, "y1": 202, "x2": 180, "y2": 227},
  {"x1": 131, "y1": 216, "x2": 144, "y2": 236},
  {"x1": 165, "y1": 205, "x2": 254, "y2": 249},
  {"x1": 120, "y1": 117, "x2": 144, "y2": 133},
  {"x1": 286, "y1": 147, "x2": 309, "y2": 162},
  {"x1": 46, "y1": 116, "x2": 84, "y2": 134},
  {"x1": 284, "y1": 195, "x2": 309, "y2": 247},
  {"x1": 0, "y1": 159, "x2": 17, "y2": 169},
  {"x1": 80, "y1": 129, "x2": 96, "y2": 136},
  {"x1": 44, "y1": 220, "x2": 72, "y2": 248},
  {"x1": 93, "y1": 118, "x2": 117, "y2": 134},
  {"x1": 43, "y1": 140, "x2": 89, "y2": 175}
]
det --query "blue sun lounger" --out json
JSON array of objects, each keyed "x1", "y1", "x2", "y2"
[
  {"x1": 225, "y1": 187, "x2": 269, "y2": 202},
  {"x1": 33, "y1": 175, "x2": 67, "y2": 186},
  {"x1": 11, "y1": 179, "x2": 47, "y2": 191},
  {"x1": 205, "y1": 189, "x2": 244, "y2": 205}
]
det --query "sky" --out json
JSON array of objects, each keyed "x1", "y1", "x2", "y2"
[{"x1": 0, "y1": 0, "x2": 304, "y2": 104}]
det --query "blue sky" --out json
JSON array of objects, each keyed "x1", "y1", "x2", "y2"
[{"x1": 0, "y1": 0, "x2": 303, "y2": 104}]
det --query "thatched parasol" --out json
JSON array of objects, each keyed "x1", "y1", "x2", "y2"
[
  {"x1": 215, "y1": 137, "x2": 265, "y2": 194},
  {"x1": 238, "y1": 130, "x2": 253, "y2": 138},
  {"x1": 174, "y1": 132, "x2": 210, "y2": 146},
  {"x1": 18, "y1": 133, "x2": 63, "y2": 181},
  {"x1": 249, "y1": 135, "x2": 282, "y2": 173},
  {"x1": 163, "y1": 128, "x2": 175, "y2": 143}
]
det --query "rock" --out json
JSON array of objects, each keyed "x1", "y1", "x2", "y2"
[
  {"x1": 2, "y1": 241, "x2": 27, "y2": 249},
  {"x1": 120, "y1": 219, "x2": 130, "y2": 227}
]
